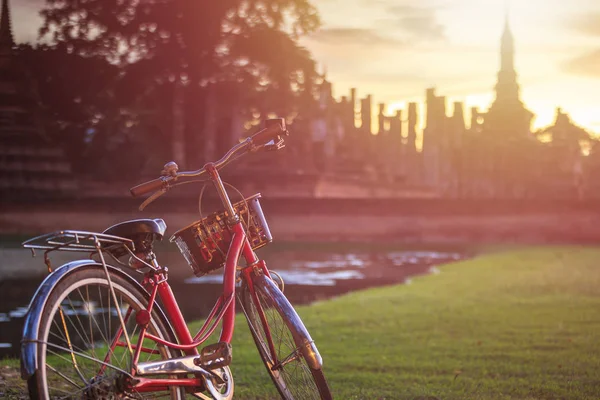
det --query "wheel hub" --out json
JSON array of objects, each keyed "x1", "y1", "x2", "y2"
[{"x1": 84, "y1": 375, "x2": 120, "y2": 400}]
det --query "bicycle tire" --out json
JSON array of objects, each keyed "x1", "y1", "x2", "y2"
[
  {"x1": 241, "y1": 273, "x2": 332, "y2": 400},
  {"x1": 27, "y1": 265, "x2": 185, "y2": 399}
]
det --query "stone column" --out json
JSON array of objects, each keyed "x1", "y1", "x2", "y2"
[
  {"x1": 172, "y1": 81, "x2": 186, "y2": 166},
  {"x1": 407, "y1": 102, "x2": 418, "y2": 182},
  {"x1": 203, "y1": 85, "x2": 217, "y2": 162}
]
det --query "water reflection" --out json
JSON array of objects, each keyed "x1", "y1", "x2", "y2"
[
  {"x1": 186, "y1": 250, "x2": 461, "y2": 286},
  {"x1": 0, "y1": 249, "x2": 463, "y2": 358},
  {"x1": 293, "y1": 253, "x2": 369, "y2": 269}
]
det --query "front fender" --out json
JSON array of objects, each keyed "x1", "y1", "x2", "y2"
[
  {"x1": 20, "y1": 260, "x2": 153, "y2": 380},
  {"x1": 254, "y1": 273, "x2": 324, "y2": 370}
]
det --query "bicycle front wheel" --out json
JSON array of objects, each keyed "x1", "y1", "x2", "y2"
[
  {"x1": 241, "y1": 273, "x2": 332, "y2": 400},
  {"x1": 28, "y1": 266, "x2": 184, "y2": 399}
]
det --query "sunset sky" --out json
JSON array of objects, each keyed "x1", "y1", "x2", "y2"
[{"x1": 12, "y1": 0, "x2": 600, "y2": 135}]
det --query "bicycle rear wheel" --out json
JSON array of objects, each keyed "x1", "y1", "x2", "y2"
[
  {"x1": 27, "y1": 266, "x2": 184, "y2": 399},
  {"x1": 241, "y1": 273, "x2": 332, "y2": 400}
]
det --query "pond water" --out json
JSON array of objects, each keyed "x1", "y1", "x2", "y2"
[{"x1": 0, "y1": 248, "x2": 463, "y2": 359}]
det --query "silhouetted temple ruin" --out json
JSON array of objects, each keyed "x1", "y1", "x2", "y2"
[
  {"x1": 417, "y1": 13, "x2": 591, "y2": 198},
  {"x1": 1, "y1": 1, "x2": 596, "y2": 201},
  {"x1": 0, "y1": 0, "x2": 76, "y2": 200},
  {"x1": 300, "y1": 10, "x2": 595, "y2": 199}
]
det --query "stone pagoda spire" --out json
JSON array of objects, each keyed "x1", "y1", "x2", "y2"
[
  {"x1": 0, "y1": 0, "x2": 14, "y2": 60},
  {"x1": 484, "y1": 6, "x2": 533, "y2": 140},
  {"x1": 500, "y1": 8, "x2": 514, "y2": 70},
  {"x1": 495, "y1": 6, "x2": 520, "y2": 104}
]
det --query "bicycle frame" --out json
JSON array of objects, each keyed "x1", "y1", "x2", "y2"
[
  {"x1": 111, "y1": 162, "x2": 276, "y2": 393},
  {"x1": 22, "y1": 119, "x2": 331, "y2": 399}
]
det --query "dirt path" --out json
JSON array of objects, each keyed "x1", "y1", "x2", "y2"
[{"x1": 0, "y1": 365, "x2": 27, "y2": 399}]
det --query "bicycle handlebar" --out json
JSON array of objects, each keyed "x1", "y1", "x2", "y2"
[
  {"x1": 130, "y1": 177, "x2": 167, "y2": 198},
  {"x1": 251, "y1": 118, "x2": 287, "y2": 146},
  {"x1": 130, "y1": 118, "x2": 288, "y2": 198}
]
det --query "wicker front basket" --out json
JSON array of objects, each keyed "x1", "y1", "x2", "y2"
[{"x1": 170, "y1": 194, "x2": 272, "y2": 276}]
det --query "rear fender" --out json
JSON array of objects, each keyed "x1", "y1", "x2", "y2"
[{"x1": 20, "y1": 260, "x2": 163, "y2": 379}]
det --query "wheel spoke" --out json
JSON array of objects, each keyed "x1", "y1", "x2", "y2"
[
  {"x1": 243, "y1": 279, "x2": 329, "y2": 399},
  {"x1": 46, "y1": 361, "x2": 84, "y2": 389},
  {"x1": 35, "y1": 272, "x2": 183, "y2": 399}
]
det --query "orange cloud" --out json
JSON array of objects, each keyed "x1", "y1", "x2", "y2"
[
  {"x1": 563, "y1": 12, "x2": 600, "y2": 78},
  {"x1": 564, "y1": 49, "x2": 600, "y2": 78},
  {"x1": 569, "y1": 12, "x2": 600, "y2": 37},
  {"x1": 384, "y1": 5, "x2": 445, "y2": 40},
  {"x1": 308, "y1": 28, "x2": 404, "y2": 47}
]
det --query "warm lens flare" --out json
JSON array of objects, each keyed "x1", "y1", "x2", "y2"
[{"x1": 301, "y1": 0, "x2": 600, "y2": 137}]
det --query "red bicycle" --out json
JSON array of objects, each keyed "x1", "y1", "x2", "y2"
[{"x1": 20, "y1": 119, "x2": 332, "y2": 399}]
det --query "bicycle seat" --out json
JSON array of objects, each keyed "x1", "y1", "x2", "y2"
[{"x1": 103, "y1": 219, "x2": 167, "y2": 242}]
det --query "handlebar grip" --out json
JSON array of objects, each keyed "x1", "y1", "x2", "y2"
[
  {"x1": 251, "y1": 118, "x2": 287, "y2": 146},
  {"x1": 130, "y1": 177, "x2": 166, "y2": 197}
]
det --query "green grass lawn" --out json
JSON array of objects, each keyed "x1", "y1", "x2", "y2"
[
  {"x1": 3, "y1": 246, "x2": 600, "y2": 399},
  {"x1": 227, "y1": 246, "x2": 600, "y2": 399}
]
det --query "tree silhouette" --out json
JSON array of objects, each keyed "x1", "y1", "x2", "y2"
[
  {"x1": 34, "y1": 0, "x2": 321, "y2": 175},
  {"x1": 38, "y1": 0, "x2": 320, "y2": 108}
]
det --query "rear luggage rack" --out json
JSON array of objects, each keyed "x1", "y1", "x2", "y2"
[{"x1": 23, "y1": 230, "x2": 135, "y2": 255}]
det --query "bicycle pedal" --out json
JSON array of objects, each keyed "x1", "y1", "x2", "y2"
[{"x1": 195, "y1": 342, "x2": 232, "y2": 370}]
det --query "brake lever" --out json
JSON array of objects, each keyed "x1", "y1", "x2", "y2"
[
  {"x1": 139, "y1": 188, "x2": 168, "y2": 211},
  {"x1": 263, "y1": 137, "x2": 286, "y2": 152}
]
